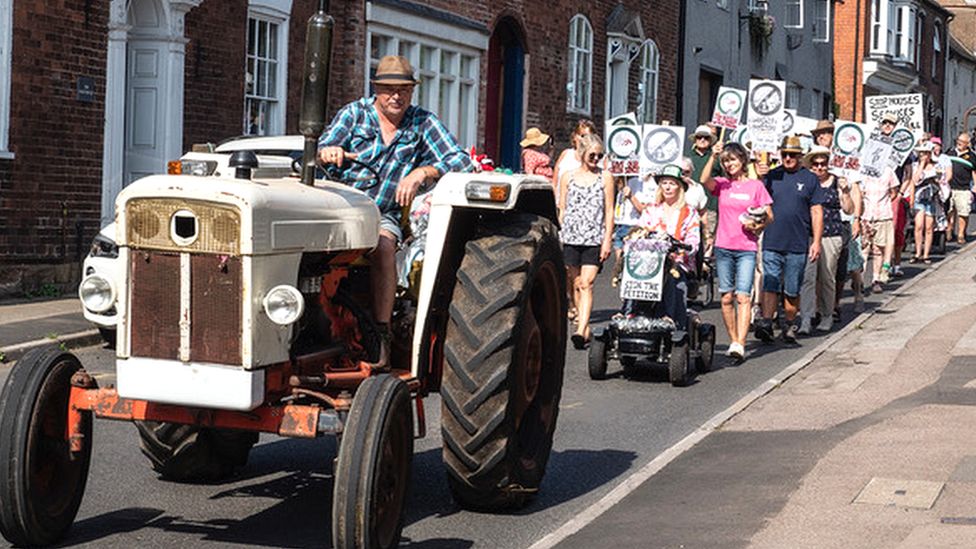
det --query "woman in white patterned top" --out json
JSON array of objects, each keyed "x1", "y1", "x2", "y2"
[{"x1": 559, "y1": 133, "x2": 615, "y2": 349}]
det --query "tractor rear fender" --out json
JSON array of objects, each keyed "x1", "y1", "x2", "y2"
[{"x1": 409, "y1": 172, "x2": 559, "y2": 387}]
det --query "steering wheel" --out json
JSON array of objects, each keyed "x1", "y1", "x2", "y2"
[{"x1": 317, "y1": 155, "x2": 382, "y2": 191}]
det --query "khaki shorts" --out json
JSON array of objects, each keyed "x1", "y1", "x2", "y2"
[
  {"x1": 864, "y1": 219, "x2": 894, "y2": 248},
  {"x1": 951, "y1": 190, "x2": 973, "y2": 217}
]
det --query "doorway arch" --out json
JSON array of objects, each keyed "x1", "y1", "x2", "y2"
[{"x1": 485, "y1": 16, "x2": 525, "y2": 172}]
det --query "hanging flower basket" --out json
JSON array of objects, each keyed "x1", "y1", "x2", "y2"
[{"x1": 749, "y1": 13, "x2": 775, "y2": 52}]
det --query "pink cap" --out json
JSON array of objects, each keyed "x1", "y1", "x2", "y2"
[{"x1": 930, "y1": 137, "x2": 942, "y2": 145}]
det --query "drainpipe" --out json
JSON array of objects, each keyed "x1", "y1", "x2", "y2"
[
  {"x1": 853, "y1": 0, "x2": 862, "y2": 121},
  {"x1": 676, "y1": 0, "x2": 687, "y2": 126}
]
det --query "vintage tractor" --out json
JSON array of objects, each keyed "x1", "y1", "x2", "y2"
[{"x1": 0, "y1": 8, "x2": 566, "y2": 549}]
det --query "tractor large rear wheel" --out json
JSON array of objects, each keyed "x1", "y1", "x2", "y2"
[
  {"x1": 441, "y1": 213, "x2": 567, "y2": 511},
  {"x1": 0, "y1": 347, "x2": 92, "y2": 547},
  {"x1": 135, "y1": 422, "x2": 258, "y2": 483}
]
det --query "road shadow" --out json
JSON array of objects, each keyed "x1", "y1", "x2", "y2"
[{"x1": 62, "y1": 444, "x2": 634, "y2": 547}]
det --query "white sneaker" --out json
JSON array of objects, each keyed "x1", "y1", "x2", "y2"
[
  {"x1": 816, "y1": 317, "x2": 833, "y2": 332},
  {"x1": 727, "y1": 342, "x2": 745, "y2": 360},
  {"x1": 798, "y1": 317, "x2": 813, "y2": 335}
]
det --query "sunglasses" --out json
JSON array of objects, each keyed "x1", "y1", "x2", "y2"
[
  {"x1": 587, "y1": 152, "x2": 605, "y2": 161},
  {"x1": 782, "y1": 152, "x2": 802, "y2": 158},
  {"x1": 811, "y1": 161, "x2": 828, "y2": 168},
  {"x1": 375, "y1": 84, "x2": 414, "y2": 95}
]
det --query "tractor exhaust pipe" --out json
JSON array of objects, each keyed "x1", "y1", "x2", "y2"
[{"x1": 298, "y1": 4, "x2": 334, "y2": 186}]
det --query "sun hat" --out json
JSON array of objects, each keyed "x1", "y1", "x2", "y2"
[
  {"x1": 915, "y1": 141, "x2": 933, "y2": 153},
  {"x1": 371, "y1": 55, "x2": 419, "y2": 86},
  {"x1": 881, "y1": 112, "x2": 899, "y2": 124},
  {"x1": 690, "y1": 124, "x2": 715, "y2": 142},
  {"x1": 657, "y1": 164, "x2": 687, "y2": 189},
  {"x1": 930, "y1": 136, "x2": 942, "y2": 146},
  {"x1": 519, "y1": 127, "x2": 551, "y2": 148},
  {"x1": 811, "y1": 119, "x2": 835, "y2": 135},
  {"x1": 780, "y1": 135, "x2": 804, "y2": 154},
  {"x1": 803, "y1": 145, "x2": 831, "y2": 166}
]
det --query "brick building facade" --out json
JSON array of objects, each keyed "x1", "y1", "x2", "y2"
[
  {"x1": 0, "y1": 0, "x2": 681, "y2": 298},
  {"x1": 833, "y1": 0, "x2": 950, "y2": 132}
]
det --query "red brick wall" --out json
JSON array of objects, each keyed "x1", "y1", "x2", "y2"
[
  {"x1": 833, "y1": 0, "x2": 871, "y2": 121},
  {"x1": 0, "y1": 0, "x2": 108, "y2": 286},
  {"x1": 183, "y1": 0, "x2": 248, "y2": 146}
]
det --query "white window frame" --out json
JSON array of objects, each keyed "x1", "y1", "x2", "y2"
[
  {"x1": 933, "y1": 23, "x2": 942, "y2": 80},
  {"x1": 871, "y1": 0, "x2": 888, "y2": 55},
  {"x1": 915, "y1": 11, "x2": 925, "y2": 68},
  {"x1": 786, "y1": 82, "x2": 802, "y2": 110},
  {"x1": 785, "y1": 0, "x2": 803, "y2": 29},
  {"x1": 637, "y1": 39, "x2": 659, "y2": 124},
  {"x1": 0, "y1": 0, "x2": 12, "y2": 157},
  {"x1": 567, "y1": 14, "x2": 593, "y2": 115},
  {"x1": 364, "y1": 5, "x2": 484, "y2": 149},
  {"x1": 244, "y1": 1, "x2": 290, "y2": 136},
  {"x1": 893, "y1": 5, "x2": 916, "y2": 63},
  {"x1": 813, "y1": 0, "x2": 830, "y2": 42}
]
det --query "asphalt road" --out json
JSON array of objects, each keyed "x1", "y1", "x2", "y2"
[{"x1": 0, "y1": 259, "x2": 938, "y2": 548}]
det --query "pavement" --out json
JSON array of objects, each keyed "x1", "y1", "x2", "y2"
[
  {"x1": 0, "y1": 297, "x2": 103, "y2": 363},
  {"x1": 554, "y1": 240, "x2": 976, "y2": 549}
]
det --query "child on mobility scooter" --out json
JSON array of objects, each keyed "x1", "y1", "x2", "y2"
[{"x1": 589, "y1": 164, "x2": 716, "y2": 385}]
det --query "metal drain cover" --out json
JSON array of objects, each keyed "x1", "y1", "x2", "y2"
[{"x1": 853, "y1": 477, "x2": 944, "y2": 509}]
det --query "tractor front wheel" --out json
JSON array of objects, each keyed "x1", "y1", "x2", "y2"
[
  {"x1": 332, "y1": 374, "x2": 413, "y2": 549},
  {"x1": 441, "y1": 213, "x2": 567, "y2": 511},
  {"x1": 0, "y1": 347, "x2": 92, "y2": 547}
]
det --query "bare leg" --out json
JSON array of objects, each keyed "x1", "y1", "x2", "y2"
[
  {"x1": 369, "y1": 231, "x2": 398, "y2": 325},
  {"x1": 784, "y1": 295, "x2": 800, "y2": 323},
  {"x1": 914, "y1": 209, "x2": 925, "y2": 259},
  {"x1": 575, "y1": 265, "x2": 599, "y2": 339},
  {"x1": 923, "y1": 215, "x2": 934, "y2": 258},
  {"x1": 566, "y1": 265, "x2": 580, "y2": 319},
  {"x1": 735, "y1": 293, "x2": 752, "y2": 345},
  {"x1": 958, "y1": 215, "x2": 969, "y2": 242},
  {"x1": 761, "y1": 290, "x2": 778, "y2": 320},
  {"x1": 720, "y1": 292, "x2": 736, "y2": 344}
]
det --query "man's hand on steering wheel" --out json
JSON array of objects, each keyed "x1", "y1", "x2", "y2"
[{"x1": 319, "y1": 146, "x2": 350, "y2": 167}]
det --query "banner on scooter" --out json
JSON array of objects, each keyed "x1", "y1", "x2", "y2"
[{"x1": 620, "y1": 242, "x2": 666, "y2": 302}]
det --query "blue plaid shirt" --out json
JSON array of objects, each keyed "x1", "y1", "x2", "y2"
[{"x1": 318, "y1": 97, "x2": 474, "y2": 215}]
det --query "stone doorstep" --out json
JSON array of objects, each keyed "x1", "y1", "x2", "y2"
[{"x1": 853, "y1": 477, "x2": 945, "y2": 510}]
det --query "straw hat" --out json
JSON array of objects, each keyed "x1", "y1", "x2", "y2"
[
  {"x1": 520, "y1": 127, "x2": 551, "y2": 148},
  {"x1": 811, "y1": 119, "x2": 834, "y2": 135},
  {"x1": 780, "y1": 135, "x2": 804, "y2": 154},
  {"x1": 803, "y1": 145, "x2": 831, "y2": 166},
  {"x1": 690, "y1": 124, "x2": 715, "y2": 143},
  {"x1": 371, "y1": 55, "x2": 418, "y2": 86},
  {"x1": 915, "y1": 141, "x2": 933, "y2": 153},
  {"x1": 881, "y1": 112, "x2": 899, "y2": 124}
]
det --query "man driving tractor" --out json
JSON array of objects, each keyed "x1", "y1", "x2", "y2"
[{"x1": 318, "y1": 55, "x2": 475, "y2": 368}]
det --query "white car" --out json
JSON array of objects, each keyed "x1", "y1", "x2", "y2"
[{"x1": 80, "y1": 135, "x2": 304, "y2": 344}]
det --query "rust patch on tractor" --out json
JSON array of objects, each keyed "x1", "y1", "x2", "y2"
[{"x1": 279, "y1": 406, "x2": 318, "y2": 438}]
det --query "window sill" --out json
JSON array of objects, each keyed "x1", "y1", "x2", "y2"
[{"x1": 0, "y1": 150, "x2": 13, "y2": 161}]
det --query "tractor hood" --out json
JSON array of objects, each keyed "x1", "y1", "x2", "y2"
[{"x1": 115, "y1": 175, "x2": 380, "y2": 255}]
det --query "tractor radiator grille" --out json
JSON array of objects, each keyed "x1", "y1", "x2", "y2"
[{"x1": 129, "y1": 251, "x2": 243, "y2": 365}]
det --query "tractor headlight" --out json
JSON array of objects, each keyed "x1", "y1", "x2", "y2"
[
  {"x1": 465, "y1": 181, "x2": 511, "y2": 203},
  {"x1": 167, "y1": 159, "x2": 217, "y2": 176},
  {"x1": 79, "y1": 275, "x2": 115, "y2": 313},
  {"x1": 263, "y1": 285, "x2": 304, "y2": 325}
]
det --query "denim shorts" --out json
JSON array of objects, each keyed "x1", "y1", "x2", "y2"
[
  {"x1": 612, "y1": 224, "x2": 634, "y2": 249},
  {"x1": 379, "y1": 211, "x2": 404, "y2": 244},
  {"x1": 913, "y1": 200, "x2": 936, "y2": 217},
  {"x1": 715, "y1": 247, "x2": 757, "y2": 296},
  {"x1": 762, "y1": 250, "x2": 807, "y2": 297}
]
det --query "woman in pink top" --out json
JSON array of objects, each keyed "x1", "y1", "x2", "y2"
[
  {"x1": 700, "y1": 142, "x2": 774, "y2": 361},
  {"x1": 520, "y1": 127, "x2": 554, "y2": 178}
]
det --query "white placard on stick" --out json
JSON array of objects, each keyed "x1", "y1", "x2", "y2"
[
  {"x1": 865, "y1": 94, "x2": 924, "y2": 134},
  {"x1": 829, "y1": 120, "x2": 871, "y2": 180},
  {"x1": 860, "y1": 131, "x2": 894, "y2": 179},
  {"x1": 606, "y1": 113, "x2": 642, "y2": 176},
  {"x1": 747, "y1": 79, "x2": 786, "y2": 153},
  {"x1": 781, "y1": 109, "x2": 797, "y2": 137},
  {"x1": 640, "y1": 124, "x2": 686, "y2": 175},
  {"x1": 711, "y1": 87, "x2": 747, "y2": 130}
]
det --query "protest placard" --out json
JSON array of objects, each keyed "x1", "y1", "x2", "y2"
[
  {"x1": 860, "y1": 130, "x2": 894, "y2": 179},
  {"x1": 887, "y1": 126, "x2": 917, "y2": 168},
  {"x1": 864, "y1": 94, "x2": 924, "y2": 134},
  {"x1": 781, "y1": 109, "x2": 797, "y2": 137},
  {"x1": 606, "y1": 113, "x2": 642, "y2": 176},
  {"x1": 711, "y1": 87, "x2": 747, "y2": 130},
  {"x1": 640, "y1": 124, "x2": 685, "y2": 175},
  {"x1": 829, "y1": 120, "x2": 872, "y2": 179},
  {"x1": 746, "y1": 79, "x2": 786, "y2": 153}
]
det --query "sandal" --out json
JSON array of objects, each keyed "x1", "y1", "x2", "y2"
[
  {"x1": 923, "y1": 258, "x2": 932, "y2": 265},
  {"x1": 909, "y1": 256, "x2": 920, "y2": 264},
  {"x1": 568, "y1": 307, "x2": 578, "y2": 321}
]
